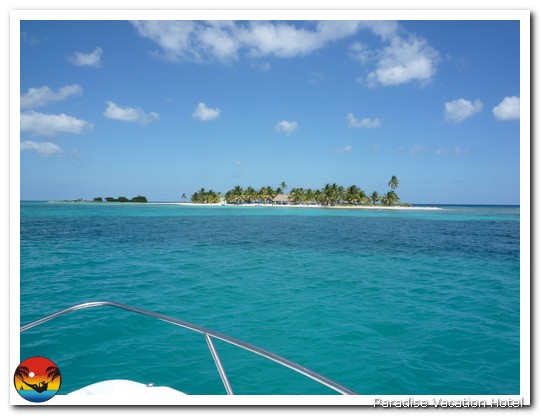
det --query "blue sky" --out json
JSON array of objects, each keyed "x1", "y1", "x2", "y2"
[{"x1": 19, "y1": 19, "x2": 521, "y2": 204}]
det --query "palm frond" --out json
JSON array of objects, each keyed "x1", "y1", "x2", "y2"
[
  {"x1": 15, "y1": 366, "x2": 30, "y2": 380},
  {"x1": 46, "y1": 366, "x2": 61, "y2": 381}
]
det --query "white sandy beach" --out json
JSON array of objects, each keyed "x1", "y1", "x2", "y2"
[{"x1": 174, "y1": 202, "x2": 442, "y2": 210}]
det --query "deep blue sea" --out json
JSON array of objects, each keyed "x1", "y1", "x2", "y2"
[{"x1": 19, "y1": 202, "x2": 520, "y2": 395}]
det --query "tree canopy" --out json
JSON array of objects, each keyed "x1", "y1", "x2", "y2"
[
  {"x1": 189, "y1": 177, "x2": 408, "y2": 207},
  {"x1": 97, "y1": 195, "x2": 148, "y2": 203}
]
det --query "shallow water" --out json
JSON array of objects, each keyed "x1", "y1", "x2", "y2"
[{"x1": 19, "y1": 202, "x2": 520, "y2": 395}]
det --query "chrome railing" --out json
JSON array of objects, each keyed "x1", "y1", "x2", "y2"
[{"x1": 20, "y1": 301, "x2": 358, "y2": 395}]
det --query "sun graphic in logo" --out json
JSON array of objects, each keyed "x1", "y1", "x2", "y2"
[{"x1": 14, "y1": 357, "x2": 61, "y2": 402}]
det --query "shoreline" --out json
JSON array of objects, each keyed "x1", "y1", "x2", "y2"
[
  {"x1": 173, "y1": 202, "x2": 442, "y2": 210},
  {"x1": 46, "y1": 201, "x2": 444, "y2": 210}
]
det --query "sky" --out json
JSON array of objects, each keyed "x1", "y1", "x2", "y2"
[{"x1": 19, "y1": 19, "x2": 522, "y2": 204}]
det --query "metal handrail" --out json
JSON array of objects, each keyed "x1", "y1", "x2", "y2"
[{"x1": 20, "y1": 301, "x2": 358, "y2": 395}]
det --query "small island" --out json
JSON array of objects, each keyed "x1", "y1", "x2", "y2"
[
  {"x1": 187, "y1": 177, "x2": 412, "y2": 208},
  {"x1": 55, "y1": 195, "x2": 148, "y2": 203},
  {"x1": 94, "y1": 195, "x2": 148, "y2": 203}
]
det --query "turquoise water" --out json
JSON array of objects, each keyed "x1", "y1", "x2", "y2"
[{"x1": 19, "y1": 202, "x2": 520, "y2": 395}]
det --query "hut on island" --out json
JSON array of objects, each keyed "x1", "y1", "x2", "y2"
[{"x1": 272, "y1": 194, "x2": 290, "y2": 205}]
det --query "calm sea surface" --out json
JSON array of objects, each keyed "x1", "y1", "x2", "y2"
[{"x1": 19, "y1": 202, "x2": 520, "y2": 395}]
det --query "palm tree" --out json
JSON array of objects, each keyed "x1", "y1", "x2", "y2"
[
  {"x1": 320, "y1": 184, "x2": 333, "y2": 206},
  {"x1": 257, "y1": 187, "x2": 266, "y2": 203},
  {"x1": 289, "y1": 188, "x2": 306, "y2": 204},
  {"x1": 369, "y1": 191, "x2": 380, "y2": 205},
  {"x1": 280, "y1": 181, "x2": 287, "y2": 193},
  {"x1": 345, "y1": 185, "x2": 361, "y2": 205},
  {"x1": 14, "y1": 366, "x2": 29, "y2": 383},
  {"x1": 358, "y1": 189, "x2": 368, "y2": 205},
  {"x1": 267, "y1": 186, "x2": 277, "y2": 202},
  {"x1": 46, "y1": 366, "x2": 61, "y2": 383},
  {"x1": 231, "y1": 186, "x2": 244, "y2": 204},
  {"x1": 388, "y1": 175, "x2": 399, "y2": 191},
  {"x1": 191, "y1": 188, "x2": 221, "y2": 204},
  {"x1": 259, "y1": 186, "x2": 276, "y2": 204},
  {"x1": 305, "y1": 188, "x2": 315, "y2": 205},
  {"x1": 320, "y1": 183, "x2": 343, "y2": 206},
  {"x1": 181, "y1": 193, "x2": 187, "y2": 202},
  {"x1": 224, "y1": 186, "x2": 244, "y2": 204},
  {"x1": 334, "y1": 183, "x2": 345, "y2": 205},
  {"x1": 381, "y1": 191, "x2": 399, "y2": 206},
  {"x1": 207, "y1": 190, "x2": 221, "y2": 204},
  {"x1": 244, "y1": 186, "x2": 257, "y2": 203},
  {"x1": 195, "y1": 188, "x2": 208, "y2": 203},
  {"x1": 314, "y1": 189, "x2": 322, "y2": 205}
]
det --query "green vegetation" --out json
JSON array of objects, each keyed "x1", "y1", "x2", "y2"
[
  {"x1": 190, "y1": 188, "x2": 221, "y2": 204},
  {"x1": 95, "y1": 195, "x2": 148, "y2": 203},
  {"x1": 369, "y1": 191, "x2": 380, "y2": 205},
  {"x1": 278, "y1": 181, "x2": 287, "y2": 195},
  {"x1": 388, "y1": 175, "x2": 399, "y2": 190},
  {"x1": 58, "y1": 195, "x2": 148, "y2": 203},
  {"x1": 190, "y1": 176, "x2": 405, "y2": 207}
]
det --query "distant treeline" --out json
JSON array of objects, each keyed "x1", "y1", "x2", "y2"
[
  {"x1": 93, "y1": 195, "x2": 148, "y2": 203},
  {"x1": 189, "y1": 176, "x2": 408, "y2": 207}
]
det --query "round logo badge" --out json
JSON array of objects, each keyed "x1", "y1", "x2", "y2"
[{"x1": 14, "y1": 356, "x2": 61, "y2": 403}]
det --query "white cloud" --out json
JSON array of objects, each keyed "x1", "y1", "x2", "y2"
[
  {"x1": 198, "y1": 23, "x2": 241, "y2": 62},
  {"x1": 359, "y1": 21, "x2": 400, "y2": 41},
  {"x1": 234, "y1": 160, "x2": 242, "y2": 165},
  {"x1": 409, "y1": 146, "x2": 428, "y2": 156},
  {"x1": 69, "y1": 47, "x2": 103, "y2": 67},
  {"x1": 309, "y1": 71, "x2": 325, "y2": 84},
  {"x1": 454, "y1": 147, "x2": 470, "y2": 156},
  {"x1": 366, "y1": 35, "x2": 439, "y2": 87},
  {"x1": 21, "y1": 111, "x2": 93, "y2": 137},
  {"x1": 252, "y1": 61, "x2": 271, "y2": 72},
  {"x1": 21, "y1": 32, "x2": 40, "y2": 46},
  {"x1": 492, "y1": 96, "x2": 520, "y2": 121},
  {"x1": 192, "y1": 102, "x2": 220, "y2": 121},
  {"x1": 21, "y1": 141, "x2": 63, "y2": 156},
  {"x1": 436, "y1": 146, "x2": 470, "y2": 156},
  {"x1": 131, "y1": 20, "x2": 364, "y2": 63},
  {"x1": 21, "y1": 84, "x2": 83, "y2": 109},
  {"x1": 349, "y1": 21, "x2": 402, "y2": 66},
  {"x1": 316, "y1": 21, "x2": 364, "y2": 42},
  {"x1": 130, "y1": 20, "x2": 439, "y2": 87},
  {"x1": 132, "y1": 20, "x2": 239, "y2": 62},
  {"x1": 350, "y1": 42, "x2": 376, "y2": 64},
  {"x1": 239, "y1": 22, "x2": 324, "y2": 58},
  {"x1": 104, "y1": 101, "x2": 159, "y2": 125},
  {"x1": 444, "y1": 98, "x2": 483, "y2": 123},
  {"x1": 347, "y1": 113, "x2": 381, "y2": 128},
  {"x1": 337, "y1": 145, "x2": 353, "y2": 154},
  {"x1": 348, "y1": 21, "x2": 440, "y2": 87},
  {"x1": 275, "y1": 120, "x2": 298, "y2": 135},
  {"x1": 244, "y1": 21, "x2": 361, "y2": 58}
]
